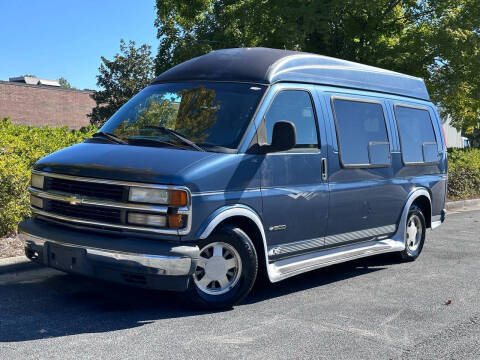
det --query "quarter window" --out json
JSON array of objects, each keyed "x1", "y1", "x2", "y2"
[
  {"x1": 395, "y1": 106, "x2": 438, "y2": 164},
  {"x1": 332, "y1": 98, "x2": 390, "y2": 167},
  {"x1": 264, "y1": 90, "x2": 318, "y2": 149}
]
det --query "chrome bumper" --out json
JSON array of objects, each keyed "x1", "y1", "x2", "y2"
[{"x1": 20, "y1": 232, "x2": 192, "y2": 276}]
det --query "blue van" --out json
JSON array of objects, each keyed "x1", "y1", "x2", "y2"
[{"x1": 19, "y1": 48, "x2": 447, "y2": 308}]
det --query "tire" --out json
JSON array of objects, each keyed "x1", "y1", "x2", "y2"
[
  {"x1": 398, "y1": 205, "x2": 426, "y2": 261},
  {"x1": 183, "y1": 225, "x2": 258, "y2": 309}
]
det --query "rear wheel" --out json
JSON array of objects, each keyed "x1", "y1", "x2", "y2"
[
  {"x1": 184, "y1": 225, "x2": 258, "y2": 309},
  {"x1": 398, "y1": 205, "x2": 426, "y2": 261}
]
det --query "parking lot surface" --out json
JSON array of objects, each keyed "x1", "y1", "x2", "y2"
[{"x1": 1, "y1": 210, "x2": 479, "y2": 359}]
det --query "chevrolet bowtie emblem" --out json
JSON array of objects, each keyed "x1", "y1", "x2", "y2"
[{"x1": 68, "y1": 195, "x2": 82, "y2": 205}]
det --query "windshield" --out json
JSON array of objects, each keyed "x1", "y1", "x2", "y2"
[{"x1": 99, "y1": 82, "x2": 266, "y2": 151}]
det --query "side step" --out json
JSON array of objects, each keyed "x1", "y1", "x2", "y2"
[{"x1": 267, "y1": 239, "x2": 404, "y2": 283}]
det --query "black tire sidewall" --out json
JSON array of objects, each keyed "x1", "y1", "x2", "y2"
[
  {"x1": 402, "y1": 205, "x2": 426, "y2": 260},
  {"x1": 184, "y1": 225, "x2": 258, "y2": 309}
]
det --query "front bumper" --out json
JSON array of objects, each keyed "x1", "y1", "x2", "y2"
[{"x1": 19, "y1": 219, "x2": 199, "y2": 291}]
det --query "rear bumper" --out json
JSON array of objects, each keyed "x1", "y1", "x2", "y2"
[{"x1": 19, "y1": 219, "x2": 199, "y2": 291}]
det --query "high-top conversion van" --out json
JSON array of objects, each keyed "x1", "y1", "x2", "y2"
[{"x1": 20, "y1": 48, "x2": 447, "y2": 308}]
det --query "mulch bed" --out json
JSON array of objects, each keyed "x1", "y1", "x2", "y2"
[{"x1": 0, "y1": 234, "x2": 25, "y2": 259}]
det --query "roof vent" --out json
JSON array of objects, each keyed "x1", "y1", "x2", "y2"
[{"x1": 9, "y1": 76, "x2": 60, "y2": 87}]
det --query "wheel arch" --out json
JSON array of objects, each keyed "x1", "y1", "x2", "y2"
[
  {"x1": 392, "y1": 188, "x2": 432, "y2": 246},
  {"x1": 411, "y1": 195, "x2": 432, "y2": 229},
  {"x1": 196, "y1": 205, "x2": 271, "y2": 281}
]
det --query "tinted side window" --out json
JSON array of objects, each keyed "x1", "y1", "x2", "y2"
[
  {"x1": 265, "y1": 90, "x2": 318, "y2": 149},
  {"x1": 332, "y1": 98, "x2": 389, "y2": 166},
  {"x1": 395, "y1": 106, "x2": 437, "y2": 164}
]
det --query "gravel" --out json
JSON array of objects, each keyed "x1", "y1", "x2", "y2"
[{"x1": 0, "y1": 234, "x2": 24, "y2": 259}]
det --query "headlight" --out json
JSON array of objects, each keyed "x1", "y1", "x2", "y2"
[
  {"x1": 128, "y1": 187, "x2": 187, "y2": 206},
  {"x1": 30, "y1": 174, "x2": 44, "y2": 189}
]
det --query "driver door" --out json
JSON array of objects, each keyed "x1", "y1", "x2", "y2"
[{"x1": 258, "y1": 85, "x2": 329, "y2": 260}]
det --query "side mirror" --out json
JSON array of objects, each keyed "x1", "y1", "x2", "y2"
[{"x1": 263, "y1": 121, "x2": 296, "y2": 153}]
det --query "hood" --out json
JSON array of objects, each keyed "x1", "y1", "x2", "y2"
[{"x1": 34, "y1": 142, "x2": 216, "y2": 185}]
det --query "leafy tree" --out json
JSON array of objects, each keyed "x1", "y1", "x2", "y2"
[
  {"x1": 89, "y1": 39, "x2": 155, "y2": 127},
  {"x1": 154, "y1": 0, "x2": 480, "y2": 135},
  {"x1": 58, "y1": 77, "x2": 72, "y2": 89}
]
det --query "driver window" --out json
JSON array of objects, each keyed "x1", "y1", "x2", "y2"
[{"x1": 264, "y1": 90, "x2": 318, "y2": 149}]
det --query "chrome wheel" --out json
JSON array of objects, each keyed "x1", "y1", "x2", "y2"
[
  {"x1": 193, "y1": 242, "x2": 242, "y2": 296},
  {"x1": 406, "y1": 214, "x2": 422, "y2": 251}
]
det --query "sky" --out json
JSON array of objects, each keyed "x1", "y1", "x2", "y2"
[{"x1": 0, "y1": 1, "x2": 158, "y2": 90}]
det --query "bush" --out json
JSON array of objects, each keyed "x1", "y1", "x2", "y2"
[
  {"x1": 0, "y1": 115, "x2": 478, "y2": 235},
  {"x1": 0, "y1": 117, "x2": 97, "y2": 236},
  {"x1": 447, "y1": 148, "x2": 480, "y2": 200}
]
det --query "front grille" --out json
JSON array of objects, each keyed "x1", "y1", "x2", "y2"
[
  {"x1": 46, "y1": 177, "x2": 126, "y2": 201},
  {"x1": 30, "y1": 172, "x2": 191, "y2": 234},
  {"x1": 46, "y1": 200, "x2": 122, "y2": 224}
]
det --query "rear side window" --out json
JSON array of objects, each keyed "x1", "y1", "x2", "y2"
[
  {"x1": 264, "y1": 90, "x2": 318, "y2": 149},
  {"x1": 394, "y1": 105, "x2": 438, "y2": 164},
  {"x1": 332, "y1": 98, "x2": 390, "y2": 167}
]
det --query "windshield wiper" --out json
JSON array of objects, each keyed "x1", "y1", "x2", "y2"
[
  {"x1": 143, "y1": 126, "x2": 205, "y2": 152},
  {"x1": 127, "y1": 137, "x2": 188, "y2": 150},
  {"x1": 92, "y1": 132, "x2": 127, "y2": 145}
]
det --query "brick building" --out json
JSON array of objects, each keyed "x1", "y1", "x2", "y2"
[{"x1": 0, "y1": 78, "x2": 95, "y2": 129}]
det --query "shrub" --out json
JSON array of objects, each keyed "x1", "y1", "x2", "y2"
[
  {"x1": 0, "y1": 117, "x2": 97, "y2": 236},
  {"x1": 447, "y1": 148, "x2": 480, "y2": 200}
]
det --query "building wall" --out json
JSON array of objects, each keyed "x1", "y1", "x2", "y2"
[
  {"x1": 0, "y1": 81, "x2": 95, "y2": 129},
  {"x1": 441, "y1": 115, "x2": 465, "y2": 148}
]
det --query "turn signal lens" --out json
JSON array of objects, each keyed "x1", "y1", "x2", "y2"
[
  {"x1": 168, "y1": 214, "x2": 183, "y2": 228},
  {"x1": 170, "y1": 190, "x2": 187, "y2": 207}
]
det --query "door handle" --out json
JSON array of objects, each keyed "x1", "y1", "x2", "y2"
[{"x1": 322, "y1": 157, "x2": 327, "y2": 180}]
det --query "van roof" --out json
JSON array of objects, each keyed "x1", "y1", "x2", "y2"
[{"x1": 152, "y1": 47, "x2": 430, "y2": 101}]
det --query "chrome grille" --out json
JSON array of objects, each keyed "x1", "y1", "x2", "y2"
[
  {"x1": 28, "y1": 171, "x2": 192, "y2": 235},
  {"x1": 46, "y1": 200, "x2": 122, "y2": 224},
  {"x1": 46, "y1": 177, "x2": 125, "y2": 201}
]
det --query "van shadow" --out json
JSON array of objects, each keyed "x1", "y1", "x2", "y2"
[{"x1": 0, "y1": 254, "x2": 396, "y2": 343}]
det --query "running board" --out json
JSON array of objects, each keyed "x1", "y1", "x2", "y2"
[{"x1": 267, "y1": 239, "x2": 404, "y2": 283}]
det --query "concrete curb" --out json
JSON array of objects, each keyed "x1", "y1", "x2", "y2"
[
  {"x1": 0, "y1": 255, "x2": 39, "y2": 275},
  {"x1": 446, "y1": 198, "x2": 480, "y2": 213}
]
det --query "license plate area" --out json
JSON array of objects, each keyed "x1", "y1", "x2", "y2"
[{"x1": 48, "y1": 243, "x2": 86, "y2": 273}]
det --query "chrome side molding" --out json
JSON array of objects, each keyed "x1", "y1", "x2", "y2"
[{"x1": 268, "y1": 239, "x2": 403, "y2": 282}]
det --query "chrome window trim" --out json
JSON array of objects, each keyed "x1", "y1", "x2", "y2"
[{"x1": 30, "y1": 170, "x2": 192, "y2": 235}]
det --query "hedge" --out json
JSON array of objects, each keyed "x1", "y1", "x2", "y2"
[
  {"x1": 447, "y1": 148, "x2": 480, "y2": 200},
  {"x1": 0, "y1": 116, "x2": 479, "y2": 236},
  {"x1": 0, "y1": 117, "x2": 97, "y2": 236}
]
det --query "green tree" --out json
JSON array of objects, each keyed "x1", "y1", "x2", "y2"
[
  {"x1": 58, "y1": 77, "x2": 72, "y2": 89},
  {"x1": 89, "y1": 39, "x2": 155, "y2": 127},
  {"x1": 154, "y1": 0, "x2": 480, "y2": 135}
]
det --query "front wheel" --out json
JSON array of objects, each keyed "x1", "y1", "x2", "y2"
[
  {"x1": 183, "y1": 225, "x2": 258, "y2": 309},
  {"x1": 398, "y1": 205, "x2": 426, "y2": 261}
]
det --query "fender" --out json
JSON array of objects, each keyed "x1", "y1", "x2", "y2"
[
  {"x1": 391, "y1": 188, "x2": 432, "y2": 247},
  {"x1": 196, "y1": 204, "x2": 275, "y2": 281}
]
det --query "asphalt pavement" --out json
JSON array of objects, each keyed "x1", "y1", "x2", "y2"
[{"x1": 1, "y1": 210, "x2": 479, "y2": 359}]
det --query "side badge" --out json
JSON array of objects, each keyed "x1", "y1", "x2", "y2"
[{"x1": 269, "y1": 224, "x2": 287, "y2": 232}]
